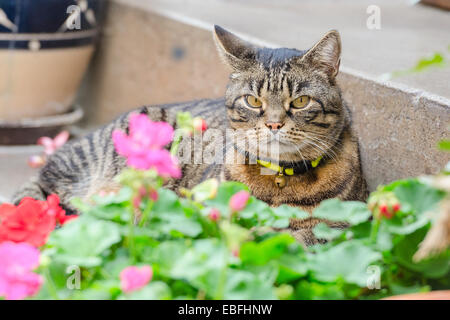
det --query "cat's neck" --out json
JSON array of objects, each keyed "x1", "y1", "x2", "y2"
[{"x1": 223, "y1": 127, "x2": 364, "y2": 212}]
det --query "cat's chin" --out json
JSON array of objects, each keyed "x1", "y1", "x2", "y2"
[
  {"x1": 259, "y1": 140, "x2": 302, "y2": 155},
  {"x1": 255, "y1": 143, "x2": 310, "y2": 163}
]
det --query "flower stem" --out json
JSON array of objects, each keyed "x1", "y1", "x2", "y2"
[
  {"x1": 139, "y1": 200, "x2": 154, "y2": 227},
  {"x1": 370, "y1": 218, "x2": 381, "y2": 244},
  {"x1": 128, "y1": 206, "x2": 137, "y2": 264},
  {"x1": 214, "y1": 247, "x2": 229, "y2": 300},
  {"x1": 44, "y1": 268, "x2": 59, "y2": 300},
  {"x1": 170, "y1": 131, "x2": 183, "y2": 156}
]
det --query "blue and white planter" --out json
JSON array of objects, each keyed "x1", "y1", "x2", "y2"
[{"x1": 0, "y1": 0, "x2": 104, "y2": 121}]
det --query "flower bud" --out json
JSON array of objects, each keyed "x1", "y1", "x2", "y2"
[
  {"x1": 132, "y1": 195, "x2": 142, "y2": 209},
  {"x1": 208, "y1": 208, "x2": 221, "y2": 222},
  {"x1": 149, "y1": 189, "x2": 159, "y2": 202},
  {"x1": 138, "y1": 186, "x2": 147, "y2": 198},
  {"x1": 229, "y1": 190, "x2": 250, "y2": 212},
  {"x1": 392, "y1": 203, "x2": 401, "y2": 213},
  {"x1": 379, "y1": 203, "x2": 393, "y2": 219},
  {"x1": 28, "y1": 155, "x2": 46, "y2": 168},
  {"x1": 193, "y1": 117, "x2": 207, "y2": 132}
]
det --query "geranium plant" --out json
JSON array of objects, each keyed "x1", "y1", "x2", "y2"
[{"x1": 0, "y1": 112, "x2": 448, "y2": 300}]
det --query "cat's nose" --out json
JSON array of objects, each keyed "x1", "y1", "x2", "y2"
[{"x1": 265, "y1": 122, "x2": 285, "y2": 132}]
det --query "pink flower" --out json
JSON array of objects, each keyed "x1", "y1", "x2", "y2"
[
  {"x1": 112, "y1": 113, "x2": 181, "y2": 178},
  {"x1": 229, "y1": 191, "x2": 250, "y2": 212},
  {"x1": 37, "y1": 131, "x2": 69, "y2": 156},
  {"x1": 120, "y1": 265, "x2": 153, "y2": 293},
  {"x1": 0, "y1": 242, "x2": 43, "y2": 300}
]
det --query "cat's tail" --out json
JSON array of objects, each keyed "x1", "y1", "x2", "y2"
[{"x1": 11, "y1": 176, "x2": 47, "y2": 204}]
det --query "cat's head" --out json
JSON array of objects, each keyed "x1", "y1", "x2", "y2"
[{"x1": 213, "y1": 25, "x2": 346, "y2": 164}]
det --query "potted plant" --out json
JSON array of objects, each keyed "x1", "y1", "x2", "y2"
[{"x1": 0, "y1": 0, "x2": 104, "y2": 143}]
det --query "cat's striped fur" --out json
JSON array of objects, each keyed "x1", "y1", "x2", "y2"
[{"x1": 13, "y1": 26, "x2": 368, "y2": 245}]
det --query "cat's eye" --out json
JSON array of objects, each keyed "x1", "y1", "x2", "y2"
[
  {"x1": 245, "y1": 95, "x2": 263, "y2": 108},
  {"x1": 291, "y1": 96, "x2": 310, "y2": 109}
]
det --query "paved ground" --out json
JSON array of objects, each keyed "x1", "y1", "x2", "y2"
[{"x1": 117, "y1": 0, "x2": 450, "y2": 100}]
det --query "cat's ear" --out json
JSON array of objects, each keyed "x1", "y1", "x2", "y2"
[
  {"x1": 300, "y1": 30, "x2": 341, "y2": 78},
  {"x1": 213, "y1": 25, "x2": 257, "y2": 71}
]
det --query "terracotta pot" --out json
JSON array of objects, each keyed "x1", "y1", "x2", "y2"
[
  {"x1": 0, "y1": 0, "x2": 103, "y2": 121},
  {"x1": 383, "y1": 290, "x2": 450, "y2": 300}
]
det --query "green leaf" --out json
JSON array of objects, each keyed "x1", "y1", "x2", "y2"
[
  {"x1": 155, "y1": 214, "x2": 202, "y2": 238},
  {"x1": 145, "y1": 241, "x2": 188, "y2": 273},
  {"x1": 72, "y1": 280, "x2": 120, "y2": 300},
  {"x1": 239, "y1": 197, "x2": 272, "y2": 220},
  {"x1": 295, "y1": 280, "x2": 345, "y2": 300},
  {"x1": 152, "y1": 188, "x2": 185, "y2": 215},
  {"x1": 308, "y1": 240, "x2": 382, "y2": 286},
  {"x1": 438, "y1": 140, "x2": 450, "y2": 152},
  {"x1": 413, "y1": 53, "x2": 445, "y2": 72},
  {"x1": 119, "y1": 281, "x2": 172, "y2": 300},
  {"x1": 384, "y1": 214, "x2": 429, "y2": 235},
  {"x1": 191, "y1": 178, "x2": 219, "y2": 202},
  {"x1": 204, "y1": 181, "x2": 248, "y2": 215},
  {"x1": 48, "y1": 216, "x2": 122, "y2": 267},
  {"x1": 276, "y1": 253, "x2": 308, "y2": 283},
  {"x1": 90, "y1": 187, "x2": 133, "y2": 206},
  {"x1": 151, "y1": 189, "x2": 202, "y2": 237},
  {"x1": 240, "y1": 234, "x2": 295, "y2": 265},
  {"x1": 103, "y1": 251, "x2": 131, "y2": 278},
  {"x1": 272, "y1": 205, "x2": 309, "y2": 220},
  {"x1": 382, "y1": 180, "x2": 444, "y2": 235},
  {"x1": 393, "y1": 228, "x2": 450, "y2": 278},
  {"x1": 375, "y1": 225, "x2": 393, "y2": 251},
  {"x1": 389, "y1": 283, "x2": 430, "y2": 296},
  {"x1": 312, "y1": 223, "x2": 344, "y2": 241},
  {"x1": 224, "y1": 269, "x2": 277, "y2": 300},
  {"x1": 262, "y1": 205, "x2": 309, "y2": 229},
  {"x1": 312, "y1": 199, "x2": 371, "y2": 225},
  {"x1": 393, "y1": 180, "x2": 445, "y2": 216},
  {"x1": 154, "y1": 239, "x2": 228, "y2": 296}
]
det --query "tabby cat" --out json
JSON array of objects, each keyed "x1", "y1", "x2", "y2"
[{"x1": 13, "y1": 26, "x2": 368, "y2": 245}]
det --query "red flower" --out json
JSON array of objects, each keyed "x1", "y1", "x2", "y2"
[
  {"x1": 0, "y1": 198, "x2": 55, "y2": 247},
  {"x1": 0, "y1": 194, "x2": 75, "y2": 247}
]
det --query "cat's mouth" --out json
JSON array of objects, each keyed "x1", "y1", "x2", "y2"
[{"x1": 263, "y1": 133, "x2": 303, "y2": 149}]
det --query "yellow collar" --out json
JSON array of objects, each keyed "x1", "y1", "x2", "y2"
[{"x1": 256, "y1": 156, "x2": 322, "y2": 176}]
